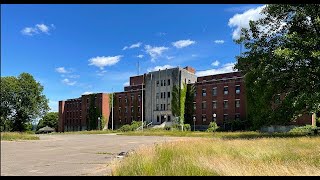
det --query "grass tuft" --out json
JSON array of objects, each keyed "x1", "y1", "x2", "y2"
[{"x1": 1, "y1": 132, "x2": 39, "y2": 141}]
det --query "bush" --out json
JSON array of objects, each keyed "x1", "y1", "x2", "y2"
[
  {"x1": 207, "y1": 122, "x2": 219, "y2": 132},
  {"x1": 118, "y1": 125, "x2": 132, "y2": 132},
  {"x1": 289, "y1": 125, "x2": 318, "y2": 134},
  {"x1": 184, "y1": 124, "x2": 191, "y2": 131}
]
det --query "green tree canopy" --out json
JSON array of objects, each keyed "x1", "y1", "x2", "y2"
[
  {"x1": 235, "y1": 4, "x2": 320, "y2": 129},
  {"x1": 37, "y1": 112, "x2": 58, "y2": 131},
  {"x1": 1, "y1": 73, "x2": 49, "y2": 131}
]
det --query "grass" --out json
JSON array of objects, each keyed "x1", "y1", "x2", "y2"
[
  {"x1": 1, "y1": 132, "x2": 39, "y2": 141},
  {"x1": 118, "y1": 129, "x2": 314, "y2": 139},
  {"x1": 111, "y1": 136, "x2": 320, "y2": 176},
  {"x1": 52, "y1": 130, "x2": 117, "y2": 135}
]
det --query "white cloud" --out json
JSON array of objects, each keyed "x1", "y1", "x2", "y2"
[
  {"x1": 228, "y1": 5, "x2": 266, "y2": 40},
  {"x1": 214, "y1": 40, "x2": 225, "y2": 44},
  {"x1": 166, "y1": 56, "x2": 174, "y2": 60},
  {"x1": 36, "y1": 24, "x2": 49, "y2": 33},
  {"x1": 147, "y1": 65, "x2": 175, "y2": 72},
  {"x1": 196, "y1": 62, "x2": 236, "y2": 76},
  {"x1": 137, "y1": 54, "x2": 144, "y2": 58},
  {"x1": 145, "y1": 45, "x2": 169, "y2": 62},
  {"x1": 123, "y1": 82, "x2": 130, "y2": 86},
  {"x1": 48, "y1": 100, "x2": 58, "y2": 112},
  {"x1": 82, "y1": 91, "x2": 93, "y2": 95},
  {"x1": 21, "y1": 27, "x2": 38, "y2": 36},
  {"x1": 88, "y1": 55, "x2": 122, "y2": 69},
  {"x1": 21, "y1": 23, "x2": 55, "y2": 36},
  {"x1": 211, "y1": 60, "x2": 220, "y2": 67},
  {"x1": 62, "y1": 78, "x2": 77, "y2": 86},
  {"x1": 55, "y1": 67, "x2": 69, "y2": 74},
  {"x1": 123, "y1": 42, "x2": 142, "y2": 50},
  {"x1": 96, "y1": 70, "x2": 107, "y2": 76},
  {"x1": 172, "y1": 39, "x2": 196, "y2": 48}
]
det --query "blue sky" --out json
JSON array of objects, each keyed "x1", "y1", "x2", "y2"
[{"x1": 1, "y1": 4, "x2": 265, "y2": 112}]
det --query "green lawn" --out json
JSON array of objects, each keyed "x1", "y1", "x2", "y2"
[
  {"x1": 111, "y1": 136, "x2": 320, "y2": 176},
  {"x1": 1, "y1": 132, "x2": 39, "y2": 141}
]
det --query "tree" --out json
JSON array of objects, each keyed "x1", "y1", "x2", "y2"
[
  {"x1": 1, "y1": 73, "x2": 49, "y2": 132},
  {"x1": 184, "y1": 84, "x2": 196, "y2": 125},
  {"x1": 171, "y1": 83, "x2": 187, "y2": 131},
  {"x1": 235, "y1": 4, "x2": 320, "y2": 129},
  {"x1": 37, "y1": 112, "x2": 59, "y2": 131}
]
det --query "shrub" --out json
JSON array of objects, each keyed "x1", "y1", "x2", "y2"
[
  {"x1": 207, "y1": 122, "x2": 219, "y2": 132},
  {"x1": 289, "y1": 125, "x2": 318, "y2": 134},
  {"x1": 130, "y1": 121, "x2": 142, "y2": 130},
  {"x1": 184, "y1": 124, "x2": 191, "y2": 131},
  {"x1": 118, "y1": 125, "x2": 132, "y2": 132}
]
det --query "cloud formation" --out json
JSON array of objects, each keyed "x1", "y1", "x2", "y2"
[
  {"x1": 196, "y1": 62, "x2": 236, "y2": 76},
  {"x1": 88, "y1": 55, "x2": 122, "y2": 69},
  {"x1": 172, "y1": 39, "x2": 196, "y2": 48}
]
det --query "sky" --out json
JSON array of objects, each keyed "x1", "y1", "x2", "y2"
[{"x1": 1, "y1": 4, "x2": 265, "y2": 112}]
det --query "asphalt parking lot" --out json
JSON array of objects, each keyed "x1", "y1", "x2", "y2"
[{"x1": 1, "y1": 134, "x2": 185, "y2": 176}]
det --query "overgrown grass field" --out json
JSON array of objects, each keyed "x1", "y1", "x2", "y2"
[
  {"x1": 112, "y1": 136, "x2": 320, "y2": 176},
  {"x1": 1, "y1": 132, "x2": 39, "y2": 141}
]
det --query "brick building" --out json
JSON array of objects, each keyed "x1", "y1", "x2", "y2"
[
  {"x1": 58, "y1": 66, "x2": 314, "y2": 132},
  {"x1": 112, "y1": 75, "x2": 144, "y2": 129},
  {"x1": 193, "y1": 71, "x2": 247, "y2": 130},
  {"x1": 58, "y1": 93, "x2": 110, "y2": 132}
]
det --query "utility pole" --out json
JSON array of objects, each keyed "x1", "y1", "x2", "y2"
[
  {"x1": 141, "y1": 76, "x2": 144, "y2": 131},
  {"x1": 112, "y1": 88, "x2": 114, "y2": 131}
]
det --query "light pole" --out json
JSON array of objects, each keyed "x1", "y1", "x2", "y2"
[
  {"x1": 98, "y1": 117, "x2": 101, "y2": 130},
  {"x1": 193, "y1": 116, "x2": 196, "y2": 131}
]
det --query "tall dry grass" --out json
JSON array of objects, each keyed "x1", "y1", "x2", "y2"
[
  {"x1": 1, "y1": 132, "x2": 39, "y2": 141},
  {"x1": 112, "y1": 137, "x2": 320, "y2": 176}
]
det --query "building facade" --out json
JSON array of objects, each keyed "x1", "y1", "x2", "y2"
[
  {"x1": 112, "y1": 75, "x2": 144, "y2": 129},
  {"x1": 193, "y1": 71, "x2": 247, "y2": 130},
  {"x1": 58, "y1": 66, "x2": 315, "y2": 132},
  {"x1": 58, "y1": 93, "x2": 110, "y2": 132},
  {"x1": 144, "y1": 66, "x2": 197, "y2": 125}
]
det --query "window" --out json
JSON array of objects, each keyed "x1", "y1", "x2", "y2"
[
  {"x1": 163, "y1": 104, "x2": 166, "y2": 110},
  {"x1": 156, "y1": 104, "x2": 159, "y2": 110},
  {"x1": 131, "y1": 116, "x2": 133, "y2": 121},
  {"x1": 224, "y1": 86, "x2": 228, "y2": 95},
  {"x1": 202, "y1": 115, "x2": 206, "y2": 122},
  {"x1": 223, "y1": 100, "x2": 228, "y2": 109},
  {"x1": 161, "y1": 92, "x2": 163, "y2": 99},
  {"x1": 125, "y1": 96, "x2": 128, "y2": 103},
  {"x1": 223, "y1": 114, "x2": 228, "y2": 121},
  {"x1": 167, "y1": 92, "x2": 170, "y2": 98},
  {"x1": 235, "y1": 99, "x2": 240, "y2": 108},
  {"x1": 193, "y1": 102, "x2": 196, "y2": 110},
  {"x1": 131, "y1": 106, "x2": 134, "y2": 113},
  {"x1": 161, "y1": 104, "x2": 163, "y2": 110},
  {"x1": 168, "y1": 115, "x2": 171, "y2": 122},
  {"x1": 202, "y1": 88, "x2": 206, "y2": 96},
  {"x1": 119, "y1": 107, "x2": 121, "y2": 114},
  {"x1": 202, "y1": 101, "x2": 206, "y2": 109},
  {"x1": 157, "y1": 81, "x2": 159, "y2": 87},
  {"x1": 125, "y1": 117, "x2": 127, "y2": 123},
  {"x1": 156, "y1": 93, "x2": 159, "y2": 99},
  {"x1": 212, "y1": 101, "x2": 217, "y2": 109},
  {"x1": 168, "y1": 79, "x2": 170, "y2": 86},
  {"x1": 164, "y1": 80, "x2": 166, "y2": 86},
  {"x1": 188, "y1": 79, "x2": 191, "y2": 83},
  {"x1": 125, "y1": 107, "x2": 128, "y2": 113},
  {"x1": 138, "y1": 95, "x2": 141, "y2": 101},
  {"x1": 212, "y1": 87, "x2": 217, "y2": 96},
  {"x1": 235, "y1": 114, "x2": 240, "y2": 121},
  {"x1": 86, "y1": 98, "x2": 89, "y2": 103},
  {"x1": 119, "y1": 97, "x2": 122, "y2": 103},
  {"x1": 163, "y1": 92, "x2": 166, "y2": 99},
  {"x1": 236, "y1": 85, "x2": 240, "y2": 94},
  {"x1": 161, "y1": 80, "x2": 163, "y2": 86},
  {"x1": 212, "y1": 113, "x2": 217, "y2": 122},
  {"x1": 157, "y1": 116, "x2": 160, "y2": 122},
  {"x1": 131, "y1": 94, "x2": 134, "y2": 102}
]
